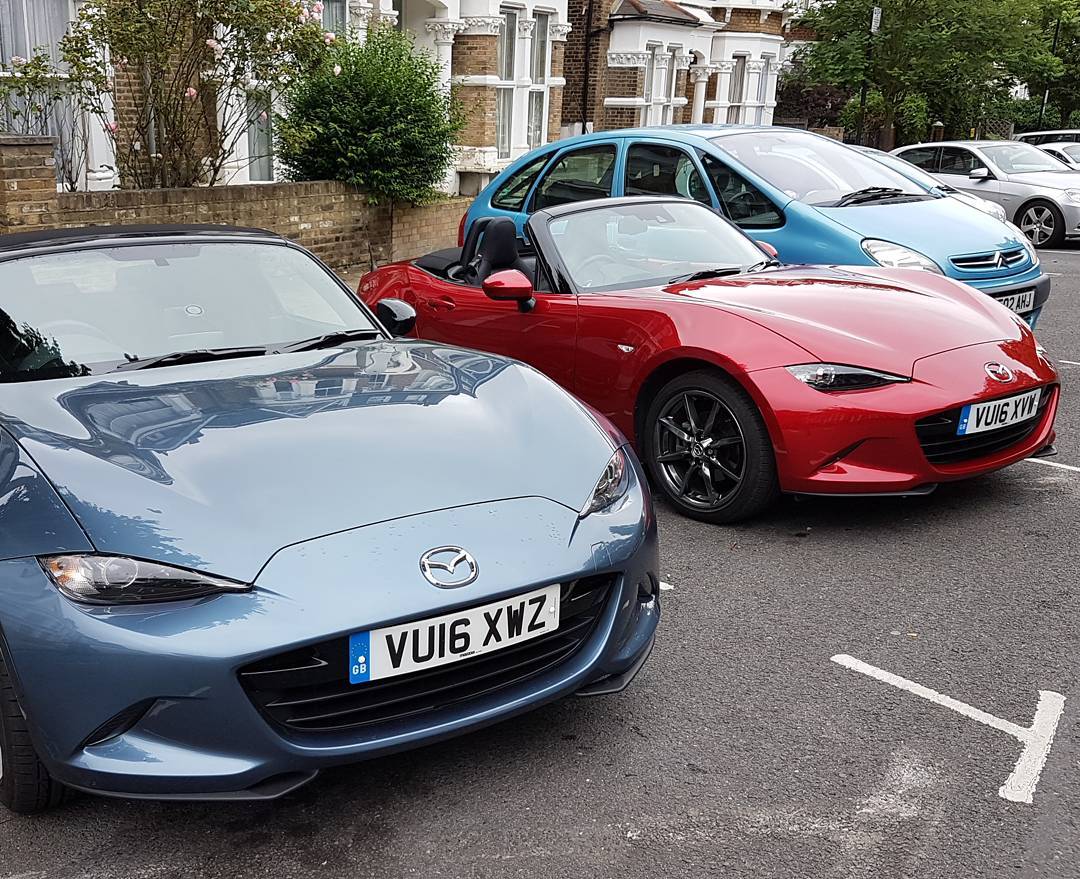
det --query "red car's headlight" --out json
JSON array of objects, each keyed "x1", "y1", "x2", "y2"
[
  {"x1": 787, "y1": 363, "x2": 910, "y2": 392},
  {"x1": 39, "y1": 555, "x2": 249, "y2": 605}
]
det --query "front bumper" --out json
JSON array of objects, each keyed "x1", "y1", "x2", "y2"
[
  {"x1": 959, "y1": 268, "x2": 1051, "y2": 328},
  {"x1": 752, "y1": 341, "x2": 1059, "y2": 495},
  {"x1": 0, "y1": 479, "x2": 659, "y2": 800}
]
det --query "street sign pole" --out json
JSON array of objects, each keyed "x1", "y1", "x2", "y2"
[{"x1": 856, "y1": 6, "x2": 881, "y2": 145}]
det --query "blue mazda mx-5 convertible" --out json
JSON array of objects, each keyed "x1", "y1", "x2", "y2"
[{"x1": 0, "y1": 225, "x2": 659, "y2": 813}]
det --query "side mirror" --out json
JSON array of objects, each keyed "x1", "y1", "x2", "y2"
[
  {"x1": 482, "y1": 269, "x2": 536, "y2": 312},
  {"x1": 376, "y1": 298, "x2": 417, "y2": 337},
  {"x1": 969, "y1": 166, "x2": 992, "y2": 181},
  {"x1": 754, "y1": 240, "x2": 779, "y2": 259}
]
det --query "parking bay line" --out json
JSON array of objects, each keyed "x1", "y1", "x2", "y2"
[
  {"x1": 1058, "y1": 360, "x2": 1080, "y2": 367},
  {"x1": 1024, "y1": 457, "x2": 1080, "y2": 474},
  {"x1": 831, "y1": 654, "x2": 1065, "y2": 804}
]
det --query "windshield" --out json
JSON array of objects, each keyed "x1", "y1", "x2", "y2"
[
  {"x1": 1056, "y1": 144, "x2": 1080, "y2": 162},
  {"x1": 546, "y1": 201, "x2": 768, "y2": 291},
  {"x1": 712, "y1": 131, "x2": 927, "y2": 206},
  {"x1": 0, "y1": 241, "x2": 377, "y2": 383},
  {"x1": 981, "y1": 142, "x2": 1071, "y2": 174}
]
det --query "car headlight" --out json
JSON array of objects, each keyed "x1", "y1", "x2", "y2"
[
  {"x1": 581, "y1": 447, "x2": 631, "y2": 517},
  {"x1": 39, "y1": 554, "x2": 250, "y2": 605},
  {"x1": 979, "y1": 200, "x2": 1008, "y2": 222},
  {"x1": 787, "y1": 363, "x2": 911, "y2": 392},
  {"x1": 1064, "y1": 189, "x2": 1080, "y2": 205},
  {"x1": 861, "y1": 239, "x2": 943, "y2": 274}
]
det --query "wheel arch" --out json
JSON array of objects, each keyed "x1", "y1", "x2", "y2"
[{"x1": 1012, "y1": 197, "x2": 1065, "y2": 234}]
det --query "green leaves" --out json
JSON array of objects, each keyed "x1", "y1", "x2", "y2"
[{"x1": 276, "y1": 25, "x2": 464, "y2": 205}]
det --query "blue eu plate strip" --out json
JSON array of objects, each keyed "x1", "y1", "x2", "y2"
[
  {"x1": 957, "y1": 404, "x2": 972, "y2": 436},
  {"x1": 349, "y1": 630, "x2": 371, "y2": 684}
]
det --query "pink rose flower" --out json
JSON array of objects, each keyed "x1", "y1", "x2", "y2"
[{"x1": 185, "y1": 87, "x2": 199, "y2": 99}]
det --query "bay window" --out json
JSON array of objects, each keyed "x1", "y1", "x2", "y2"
[
  {"x1": 322, "y1": 0, "x2": 347, "y2": 33},
  {"x1": 495, "y1": 6, "x2": 518, "y2": 160}
]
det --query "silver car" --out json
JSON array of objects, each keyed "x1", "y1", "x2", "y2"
[
  {"x1": 855, "y1": 146, "x2": 1008, "y2": 221},
  {"x1": 892, "y1": 140, "x2": 1080, "y2": 247}
]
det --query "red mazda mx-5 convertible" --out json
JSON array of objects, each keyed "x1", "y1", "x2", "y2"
[{"x1": 358, "y1": 197, "x2": 1059, "y2": 522}]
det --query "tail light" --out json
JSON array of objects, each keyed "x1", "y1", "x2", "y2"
[{"x1": 458, "y1": 212, "x2": 468, "y2": 246}]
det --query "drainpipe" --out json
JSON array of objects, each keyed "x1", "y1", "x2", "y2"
[{"x1": 580, "y1": 0, "x2": 595, "y2": 132}]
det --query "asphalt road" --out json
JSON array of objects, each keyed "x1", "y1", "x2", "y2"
[{"x1": 4, "y1": 253, "x2": 1080, "y2": 878}]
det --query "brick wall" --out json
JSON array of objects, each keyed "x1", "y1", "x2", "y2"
[
  {"x1": 563, "y1": 0, "x2": 618, "y2": 131},
  {"x1": 453, "y1": 35, "x2": 499, "y2": 148},
  {"x1": 723, "y1": 9, "x2": 785, "y2": 35},
  {"x1": 547, "y1": 40, "x2": 566, "y2": 144},
  {"x1": 599, "y1": 67, "x2": 641, "y2": 131},
  {"x1": 0, "y1": 137, "x2": 469, "y2": 270}
]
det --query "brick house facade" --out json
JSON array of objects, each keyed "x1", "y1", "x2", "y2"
[{"x1": 562, "y1": 0, "x2": 806, "y2": 135}]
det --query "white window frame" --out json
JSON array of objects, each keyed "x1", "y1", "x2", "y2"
[
  {"x1": 495, "y1": 6, "x2": 519, "y2": 160},
  {"x1": 727, "y1": 54, "x2": 748, "y2": 124},
  {"x1": 661, "y1": 46, "x2": 679, "y2": 125},
  {"x1": 639, "y1": 43, "x2": 661, "y2": 126},
  {"x1": 757, "y1": 54, "x2": 773, "y2": 124},
  {"x1": 526, "y1": 10, "x2": 552, "y2": 150}
]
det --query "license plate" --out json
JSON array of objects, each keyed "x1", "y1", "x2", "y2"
[
  {"x1": 348, "y1": 583, "x2": 561, "y2": 684},
  {"x1": 957, "y1": 388, "x2": 1041, "y2": 436},
  {"x1": 995, "y1": 289, "x2": 1035, "y2": 314}
]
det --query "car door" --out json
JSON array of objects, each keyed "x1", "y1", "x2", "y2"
[
  {"x1": 696, "y1": 151, "x2": 786, "y2": 253},
  {"x1": 621, "y1": 141, "x2": 715, "y2": 207},
  {"x1": 938, "y1": 146, "x2": 1007, "y2": 208},
  {"x1": 527, "y1": 141, "x2": 622, "y2": 215},
  {"x1": 406, "y1": 262, "x2": 579, "y2": 392}
]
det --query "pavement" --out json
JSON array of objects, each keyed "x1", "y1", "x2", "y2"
[{"x1": 3, "y1": 252, "x2": 1080, "y2": 878}]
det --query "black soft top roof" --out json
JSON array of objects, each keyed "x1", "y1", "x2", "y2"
[{"x1": 0, "y1": 224, "x2": 281, "y2": 253}]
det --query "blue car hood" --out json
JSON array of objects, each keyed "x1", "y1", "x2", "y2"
[
  {"x1": 1, "y1": 342, "x2": 614, "y2": 582},
  {"x1": 815, "y1": 197, "x2": 1026, "y2": 263}
]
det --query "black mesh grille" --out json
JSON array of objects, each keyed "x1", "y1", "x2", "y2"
[
  {"x1": 915, "y1": 386, "x2": 1051, "y2": 466},
  {"x1": 239, "y1": 575, "x2": 614, "y2": 734}
]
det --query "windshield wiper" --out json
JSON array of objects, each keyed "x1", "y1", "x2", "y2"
[
  {"x1": 746, "y1": 258, "x2": 782, "y2": 273},
  {"x1": 276, "y1": 328, "x2": 383, "y2": 354},
  {"x1": 667, "y1": 266, "x2": 744, "y2": 284},
  {"x1": 833, "y1": 186, "x2": 908, "y2": 207},
  {"x1": 113, "y1": 346, "x2": 268, "y2": 372}
]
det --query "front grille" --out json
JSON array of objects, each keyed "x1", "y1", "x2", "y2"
[
  {"x1": 950, "y1": 248, "x2": 1027, "y2": 271},
  {"x1": 239, "y1": 575, "x2": 614, "y2": 734},
  {"x1": 915, "y1": 386, "x2": 1051, "y2": 465}
]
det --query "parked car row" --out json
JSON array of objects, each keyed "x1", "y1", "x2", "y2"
[{"x1": 0, "y1": 125, "x2": 1064, "y2": 816}]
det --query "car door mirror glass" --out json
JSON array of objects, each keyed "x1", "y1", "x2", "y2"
[{"x1": 376, "y1": 299, "x2": 417, "y2": 337}]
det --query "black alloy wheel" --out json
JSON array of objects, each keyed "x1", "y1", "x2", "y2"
[{"x1": 643, "y1": 370, "x2": 779, "y2": 523}]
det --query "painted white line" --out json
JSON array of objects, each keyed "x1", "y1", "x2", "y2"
[
  {"x1": 1024, "y1": 457, "x2": 1080, "y2": 474},
  {"x1": 832, "y1": 654, "x2": 1065, "y2": 805},
  {"x1": 1058, "y1": 360, "x2": 1080, "y2": 367},
  {"x1": 659, "y1": 581, "x2": 675, "y2": 591}
]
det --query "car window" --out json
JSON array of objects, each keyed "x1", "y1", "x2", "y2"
[
  {"x1": 0, "y1": 242, "x2": 374, "y2": 382},
  {"x1": 531, "y1": 144, "x2": 618, "y2": 211},
  {"x1": 624, "y1": 143, "x2": 712, "y2": 205},
  {"x1": 545, "y1": 201, "x2": 767, "y2": 292},
  {"x1": 713, "y1": 130, "x2": 925, "y2": 207},
  {"x1": 491, "y1": 153, "x2": 550, "y2": 211},
  {"x1": 699, "y1": 153, "x2": 783, "y2": 229},
  {"x1": 896, "y1": 147, "x2": 938, "y2": 171},
  {"x1": 981, "y1": 142, "x2": 1068, "y2": 173},
  {"x1": 1064, "y1": 144, "x2": 1080, "y2": 161},
  {"x1": 938, "y1": 147, "x2": 981, "y2": 175}
]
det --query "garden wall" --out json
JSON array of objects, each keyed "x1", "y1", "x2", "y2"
[{"x1": 0, "y1": 135, "x2": 467, "y2": 270}]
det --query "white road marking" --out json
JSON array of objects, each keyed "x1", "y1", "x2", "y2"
[
  {"x1": 1058, "y1": 360, "x2": 1080, "y2": 366},
  {"x1": 831, "y1": 654, "x2": 1065, "y2": 805},
  {"x1": 659, "y1": 581, "x2": 675, "y2": 591},
  {"x1": 1024, "y1": 457, "x2": 1080, "y2": 474}
]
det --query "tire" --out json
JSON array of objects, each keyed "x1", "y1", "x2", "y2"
[
  {"x1": 1015, "y1": 200, "x2": 1065, "y2": 248},
  {"x1": 641, "y1": 369, "x2": 780, "y2": 524},
  {"x1": 0, "y1": 647, "x2": 65, "y2": 814}
]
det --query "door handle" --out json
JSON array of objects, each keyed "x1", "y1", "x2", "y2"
[{"x1": 426, "y1": 295, "x2": 457, "y2": 312}]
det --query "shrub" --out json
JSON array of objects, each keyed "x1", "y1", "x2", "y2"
[{"x1": 276, "y1": 26, "x2": 463, "y2": 204}]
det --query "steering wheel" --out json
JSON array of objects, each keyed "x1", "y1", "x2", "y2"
[
  {"x1": 572, "y1": 253, "x2": 623, "y2": 286},
  {"x1": 727, "y1": 190, "x2": 759, "y2": 220}
]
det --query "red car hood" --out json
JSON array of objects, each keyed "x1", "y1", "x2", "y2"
[{"x1": 661, "y1": 266, "x2": 1027, "y2": 377}]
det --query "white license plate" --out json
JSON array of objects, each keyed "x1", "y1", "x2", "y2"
[
  {"x1": 348, "y1": 583, "x2": 561, "y2": 684},
  {"x1": 996, "y1": 289, "x2": 1035, "y2": 314},
  {"x1": 957, "y1": 388, "x2": 1041, "y2": 436}
]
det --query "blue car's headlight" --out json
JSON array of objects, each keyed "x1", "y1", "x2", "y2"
[
  {"x1": 862, "y1": 239, "x2": 943, "y2": 274},
  {"x1": 39, "y1": 554, "x2": 249, "y2": 605},
  {"x1": 581, "y1": 448, "x2": 631, "y2": 517}
]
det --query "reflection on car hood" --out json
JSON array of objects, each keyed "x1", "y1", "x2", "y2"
[
  {"x1": 0, "y1": 342, "x2": 613, "y2": 581},
  {"x1": 665, "y1": 265, "x2": 1027, "y2": 377},
  {"x1": 814, "y1": 196, "x2": 1027, "y2": 259},
  {"x1": 999, "y1": 170, "x2": 1080, "y2": 190}
]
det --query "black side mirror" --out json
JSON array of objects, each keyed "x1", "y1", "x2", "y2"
[{"x1": 376, "y1": 299, "x2": 417, "y2": 337}]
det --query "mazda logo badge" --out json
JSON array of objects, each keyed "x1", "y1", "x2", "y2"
[
  {"x1": 984, "y1": 362, "x2": 1014, "y2": 383},
  {"x1": 419, "y1": 547, "x2": 478, "y2": 588}
]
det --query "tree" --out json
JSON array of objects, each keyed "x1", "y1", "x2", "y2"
[
  {"x1": 60, "y1": 0, "x2": 331, "y2": 189},
  {"x1": 276, "y1": 25, "x2": 463, "y2": 204},
  {"x1": 1023, "y1": 0, "x2": 1080, "y2": 130},
  {"x1": 796, "y1": 0, "x2": 1056, "y2": 145}
]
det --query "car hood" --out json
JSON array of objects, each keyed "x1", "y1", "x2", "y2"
[
  {"x1": 1001, "y1": 170, "x2": 1080, "y2": 190},
  {"x1": 665, "y1": 266, "x2": 1026, "y2": 377},
  {"x1": 814, "y1": 196, "x2": 1027, "y2": 262},
  {"x1": 0, "y1": 342, "x2": 614, "y2": 582}
]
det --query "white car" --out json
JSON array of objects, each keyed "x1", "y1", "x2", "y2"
[
  {"x1": 1016, "y1": 129, "x2": 1080, "y2": 145},
  {"x1": 893, "y1": 140, "x2": 1080, "y2": 247},
  {"x1": 855, "y1": 146, "x2": 1008, "y2": 222},
  {"x1": 1038, "y1": 142, "x2": 1080, "y2": 171}
]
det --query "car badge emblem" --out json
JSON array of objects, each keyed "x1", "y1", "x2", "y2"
[
  {"x1": 995, "y1": 252, "x2": 1007, "y2": 268},
  {"x1": 984, "y1": 362, "x2": 1014, "y2": 383},
  {"x1": 419, "y1": 547, "x2": 478, "y2": 588}
]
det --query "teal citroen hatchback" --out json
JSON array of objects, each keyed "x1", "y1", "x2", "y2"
[{"x1": 462, "y1": 126, "x2": 1050, "y2": 326}]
